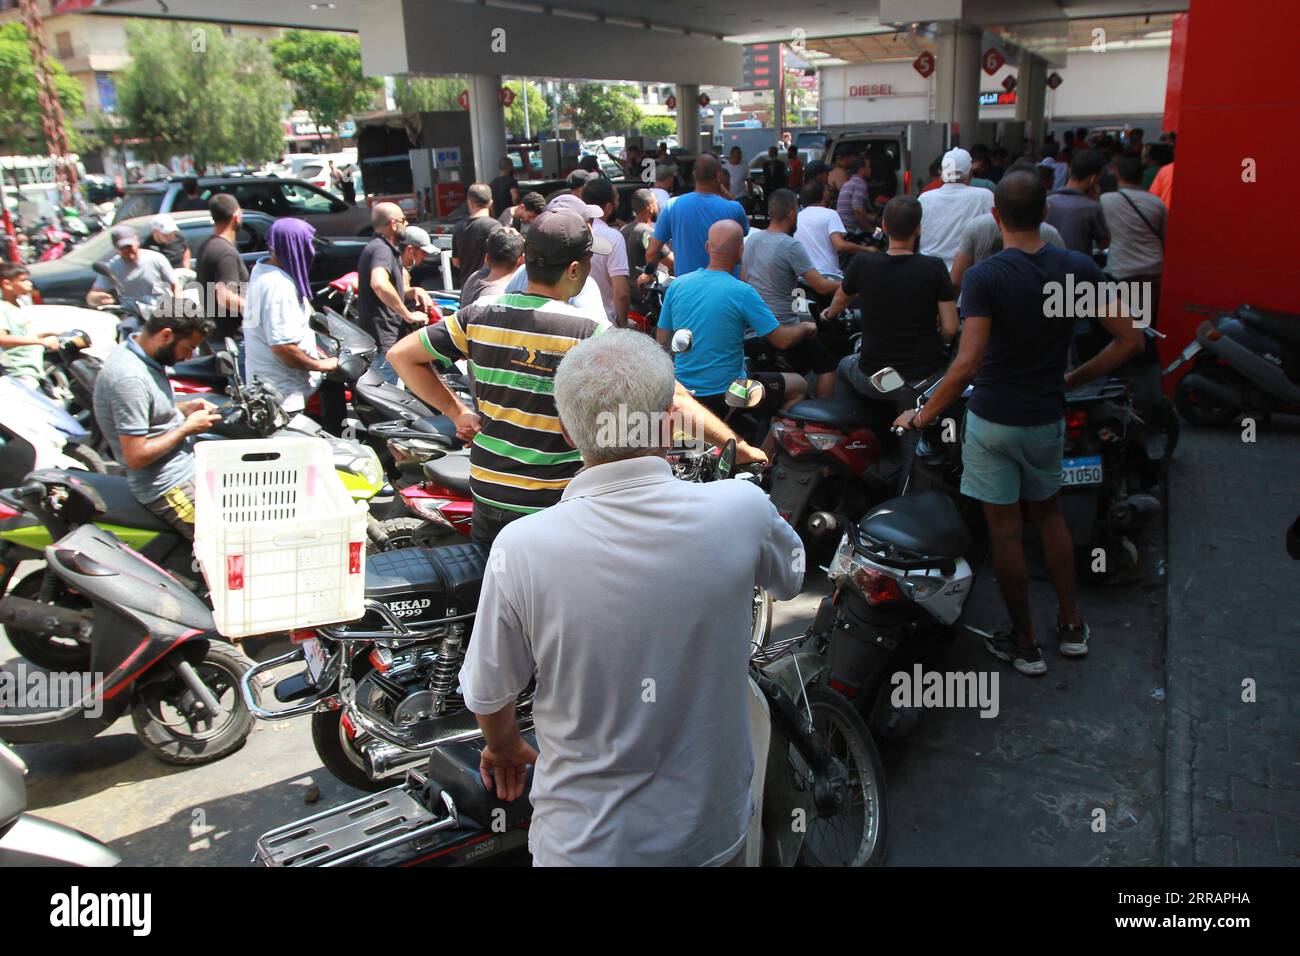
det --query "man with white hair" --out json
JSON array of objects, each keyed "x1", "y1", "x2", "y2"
[
  {"x1": 145, "y1": 214, "x2": 190, "y2": 269},
  {"x1": 459, "y1": 328, "x2": 804, "y2": 866},
  {"x1": 918, "y1": 147, "x2": 995, "y2": 270}
]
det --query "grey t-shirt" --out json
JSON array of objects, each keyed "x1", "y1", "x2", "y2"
[
  {"x1": 1045, "y1": 188, "x2": 1108, "y2": 255},
  {"x1": 93, "y1": 337, "x2": 194, "y2": 503},
  {"x1": 741, "y1": 229, "x2": 814, "y2": 325},
  {"x1": 958, "y1": 214, "x2": 1065, "y2": 264},
  {"x1": 90, "y1": 248, "x2": 176, "y2": 314},
  {"x1": 1099, "y1": 187, "x2": 1165, "y2": 279}
]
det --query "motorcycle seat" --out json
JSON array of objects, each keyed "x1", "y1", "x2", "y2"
[
  {"x1": 423, "y1": 454, "x2": 471, "y2": 494},
  {"x1": 858, "y1": 491, "x2": 971, "y2": 559},
  {"x1": 421, "y1": 733, "x2": 537, "y2": 832},
  {"x1": 66, "y1": 471, "x2": 174, "y2": 534},
  {"x1": 785, "y1": 396, "x2": 872, "y2": 428},
  {"x1": 362, "y1": 542, "x2": 488, "y2": 624},
  {"x1": 1237, "y1": 306, "x2": 1300, "y2": 346}
]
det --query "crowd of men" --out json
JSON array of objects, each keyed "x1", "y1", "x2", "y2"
[{"x1": 30, "y1": 126, "x2": 1165, "y2": 866}]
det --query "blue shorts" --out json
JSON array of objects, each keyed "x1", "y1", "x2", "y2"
[{"x1": 960, "y1": 410, "x2": 1064, "y2": 505}]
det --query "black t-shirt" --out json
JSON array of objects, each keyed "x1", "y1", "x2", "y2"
[
  {"x1": 841, "y1": 251, "x2": 954, "y2": 380},
  {"x1": 146, "y1": 234, "x2": 188, "y2": 268},
  {"x1": 452, "y1": 215, "x2": 501, "y2": 286},
  {"x1": 357, "y1": 235, "x2": 407, "y2": 352},
  {"x1": 961, "y1": 244, "x2": 1107, "y2": 426},
  {"x1": 762, "y1": 158, "x2": 788, "y2": 193},
  {"x1": 489, "y1": 174, "x2": 518, "y2": 218},
  {"x1": 195, "y1": 233, "x2": 249, "y2": 340}
]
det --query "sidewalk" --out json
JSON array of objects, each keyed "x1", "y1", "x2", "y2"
[{"x1": 1163, "y1": 421, "x2": 1300, "y2": 865}]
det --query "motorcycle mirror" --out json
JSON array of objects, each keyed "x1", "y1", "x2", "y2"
[
  {"x1": 670, "y1": 328, "x2": 693, "y2": 354},
  {"x1": 869, "y1": 367, "x2": 905, "y2": 394},
  {"x1": 715, "y1": 438, "x2": 737, "y2": 481},
  {"x1": 309, "y1": 312, "x2": 332, "y2": 336},
  {"x1": 214, "y1": 351, "x2": 237, "y2": 378},
  {"x1": 724, "y1": 378, "x2": 766, "y2": 409},
  {"x1": 91, "y1": 261, "x2": 113, "y2": 278}
]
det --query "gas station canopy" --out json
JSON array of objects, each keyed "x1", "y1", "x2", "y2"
[{"x1": 81, "y1": 0, "x2": 1189, "y2": 81}]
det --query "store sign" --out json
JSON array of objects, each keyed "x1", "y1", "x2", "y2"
[
  {"x1": 979, "y1": 91, "x2": 1018, "y2": 106},
  {"x1": 849, "y1": 84, "x2": 896, "y2": 97}
]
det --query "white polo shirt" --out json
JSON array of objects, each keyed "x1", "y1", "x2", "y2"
[
  {"x1": 459, "y1": 455, "x2": 804, "y2": 867},
  {"x1": 918, "y1": 182, "x2": 995, "y2": 271},
  {"x1": 589, "y1": 216, "x2": 630, "y2": 322},
  {"x1": 795, "y1": 204, "x2": 847, "y2": 276}
]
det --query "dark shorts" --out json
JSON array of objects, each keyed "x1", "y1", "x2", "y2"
[
  {"x1": 694, "y1": 372, "x2": 787, "y2": 418},
  {"x1": 778, "y1": 335, "x2": 839, "y2": 375},
  {"x1": 144, "y1": 478, "x2": 197, "y2": 541},
  {"x1": 471, "y1": 499, "x2": 529, "y2": 547}
]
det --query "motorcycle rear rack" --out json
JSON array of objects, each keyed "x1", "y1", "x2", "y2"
[{"x1": 254, "y1": 771, "x2": 458, "y2": 867}]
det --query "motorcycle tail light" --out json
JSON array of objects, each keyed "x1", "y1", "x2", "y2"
[
  {"x1": 1065, "y1": 410, "x2": 1088, "y2": 442},
  {"x1": 828, "y1": 676, "x2": 859, "y2": 699},
  {"x1": 348, "y1": 542, "x2": 362, "y2": 574},
  {"x1": 369, "y1": 647, "x2": 393, "y2": 673},
  {"x1": 807, "y1": 431, "x2": 844, "y2": 451},
  {"x1": 406, "y1": 498, "x2": 456, "y2": 530},
  {"x1": 772, "y1": 419, "x2": 812, "y2": 456},
  {"x1": 851, "y1": 564, "x2": 905, "y2": 606},
  {"x1": 289, "y1": 629, "x2": 317, "y2": 643}
]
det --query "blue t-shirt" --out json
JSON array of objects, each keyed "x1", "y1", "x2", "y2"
[
  {"x1": 653, "y1": 192, "x2": 749, "y2": 277},
  {"x1": 961, "y1": 243, "x2": 1106, "y2": 427},
  {"x1": 657, "y1": 269, "x2": 777, "y2": 396}
]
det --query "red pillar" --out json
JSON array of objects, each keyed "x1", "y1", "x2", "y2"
[{"x1": 1156, "y1": 0, "x2": 1300, "y2": 376}]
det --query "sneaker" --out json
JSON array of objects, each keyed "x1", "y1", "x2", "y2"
[
  {"x1": 1057, "y1": 619, "x2": 1090, "y2": 658},
  {"x1": 984, "y1": 631, "x2": 1047, "y2": 676}
]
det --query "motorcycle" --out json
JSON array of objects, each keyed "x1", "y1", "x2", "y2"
[
  {"x1": 250, "y1": 446, "x2": 883, "y2": 867},
  {"x1": 1169, "y1": 304, "x2": 1300, "y2": 427},
  {"x1": 0, "y1": 740, "x2": 120, "y2": 866},
  {"x1": 0, "y1": 520, "x2": 253, "y2": 765},
  {"x1": 0, "y1": 346, "x2": 386, "y2": 671}
]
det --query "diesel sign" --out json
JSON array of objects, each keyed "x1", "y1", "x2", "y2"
[{"x1": 849, "y1": 84, "x2": 895, "y2": 97}]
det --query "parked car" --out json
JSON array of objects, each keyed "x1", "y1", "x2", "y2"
[
  {"x1": 112, "y1": 176, "x2": 371, "y2": 236},
  {"x1": 27, "y1": 210, "x2": 370, "y2": 306}
]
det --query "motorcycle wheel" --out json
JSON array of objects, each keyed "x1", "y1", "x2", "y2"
[
  {"x1": 1174, "y1": 365, "x2": 1242, "y2": 428},
  {"x1": 62, "y1": 443, "x2": 108, "y2": 474},
  {"x1": 2, "y1": 570, "x2": 93, "y2": 671},
  {"x1": 371, "y1": 516, "x2": 455, "y2": 552},
  {"x1": 792, "y1": 685, "x2": 887, "y2": 867},
  {"x1": 311, "y1": 708, "x2": 390, "y2": 792},
  {"x1": 131, "y1": 642, "x2": 254, "y2": 765}
]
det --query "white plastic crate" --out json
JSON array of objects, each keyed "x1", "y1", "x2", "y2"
[{"x1": 194, "y1": 437, "x2": 368, "y2": 638}]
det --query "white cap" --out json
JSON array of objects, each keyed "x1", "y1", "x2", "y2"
[
  {"x1": 941, "y1": 148, "x2": 972, "y2": 182},
  {"x1": 150, "y1": 213, "x2": 180, "y2": 235}
]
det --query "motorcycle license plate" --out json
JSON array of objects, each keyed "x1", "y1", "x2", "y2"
[
  {"x1": 301, "y1": 638, "x2": 328, "y2": 685},
  {"x1": 1061, "y1": 455, "x2": 1103, "y2": 487}
]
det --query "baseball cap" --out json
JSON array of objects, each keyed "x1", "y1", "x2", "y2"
[
  {"x1": 399, "y1": 225, "x2": 436, "y2": 254},
  {"x1": 111, "y1": 224, "x2": 139, "y2": 248},
  {"x1": 544, "y1": 194, "x2": 613, "y2": 248},
  {"x1": 566, "y1": 169, "x2": 592, "y2": 189},
  {"x1": 941, "y1": 148, "x2": 973, "y2": 182},
  {"x1": 525, "y1": 209, "x2": 610, "y2": 267},
  {"x1": 150, "y1": 213, "x2": 179, "y2": 235}
]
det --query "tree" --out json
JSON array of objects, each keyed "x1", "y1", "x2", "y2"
[
  {"x1": 639, "y1": 116, "x2": 676, "y2": 139},
  {"x1": 270, "y1": 30, "x2": 382, "y2": 146},
  {"x1": 392, "y1": 76, "x2": 466, "y2": 113},
  {"x1": 567, "y1": 84, "x2": 642, "y2": 140},
  {"x1": 0, "y1": 22, "x2": 85, "y2": 155},
  {"x1": 116, "y1": 22, "x2": 286, "y2": 171},
  {"x1": 502, "y1": 81, "x2": 550, "y2": 137}
]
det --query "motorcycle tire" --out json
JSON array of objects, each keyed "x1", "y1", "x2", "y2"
[
  {"x1": 311, "y1": 708, "x2": 390, "y2": 793},
  {"x1": 131, "y1": 642, "x2": 254, "y2": 766},
  {"x1": 1174, "y1": 365, "x2": 1242, "y2": 428},
  {"x1": 2, "y1": 570, "x2": 93, "y2": 671},
  {"x1": 62, "y1": 443, "x2": 108, "y2": 474},
  {"x1": 751, "y1": 587, "x2": 773, "y2": 657},
  {"x1": 794, "y1": 684, "x2": 888, "y2": 867},
  {"x1": 373, "y1": 516, "x2": 456, "y2": 551}
]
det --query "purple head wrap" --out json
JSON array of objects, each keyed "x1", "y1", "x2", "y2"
[{"x1": 267, "y1": 217, "x2": 316, "y2": 303}]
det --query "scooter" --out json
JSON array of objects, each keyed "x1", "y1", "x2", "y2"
[
  {"x1": 1169, "y1": 304, "x2": 1300, "y2": 427},
  {"x1": 0, "y1": 740, "x2": 120, "y2": 866},
  {"x1": 0, "y1": 520, "x2": 253, "y2": 766}
]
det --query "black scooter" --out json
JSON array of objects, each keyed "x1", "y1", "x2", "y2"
[{"x1": 0, "y1": 514, "x2": 253, "y2": 765}]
